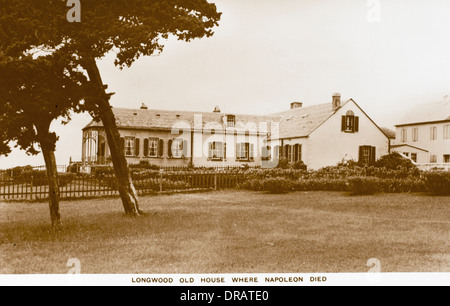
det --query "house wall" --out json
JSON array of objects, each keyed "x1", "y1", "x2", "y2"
[
  {"x1": 391, "y1": 146, "x2": 429, "y2": 164},
  {"x1": 191, "y1": 130, "x2": 266, "y2": 167},
  {"x1": 116, "y1": 129, "x2": 191, "y2": 167},
  {"x1": 395, "y1": 121, "x2": 450, "y2": 164},
  {"x1": 304, "y1": 101, "x2": 389, "y2": 170}
]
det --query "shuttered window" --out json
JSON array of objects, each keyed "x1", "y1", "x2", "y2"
[
  {"x1": 359, "y1": 146, "x2": 376, "y2": 165},
  {"x1": 236, "y1": 143, "x2": 252, "y2": 161},
  {"x1": 209, "y1": 142, "x2": 224, "y2": 160},
  {"x1": 169, "y1": 138, "x2": 185, "y2": 158},
  {"x1": 124, "y1": 137, "x2": 135, "y2": 157},
  {"x1": 341, "y1": 110, "x2": 359, "y2": 133}
]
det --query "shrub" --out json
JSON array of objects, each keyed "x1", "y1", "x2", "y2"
[
  {"x1": 276, "y1": 158, "x2": 290, "y2": 169},
  {"x1": 294, "y1": 178, "x2": 348, "y2": 192},
  {"x1": 238, "y1": 179, "x2": 264, "y2": 191},
  {"x1": 347, "y1": 177, "x2": 381, "y2": 195},
  {"x1": 290, "y1": 161, "x2": 307, "y2": 170},
  {"x1": 375, "y1": 152, "x2": 416, "y2": 170},
  {"x1": 261, "y1": 177, "x2": 294, "y2": 194},
  {"x1": 423, "y1": 171, "x2": 450, "y2": 195}
]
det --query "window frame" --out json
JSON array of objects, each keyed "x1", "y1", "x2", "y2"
[
  {"x1": 171, "y1": 138, "x2": 184, "y2": 159},
  {"x1": 124, "y1": 137, "x2": 135, "y2": 157},
  {"x1": 412, "y1": 128, "x2": 419, "y2": 142},
  {"x1": 227, "y1": 115, "x2": 236, "y2": 128},
  {"x1": 236, "y1": 142, "x2": 253, "y2": 162},
  {"x1": 209, "y1": 141, "x2": 225, "y2": 161},
  {"x1": 430, "y1": 126, "x2": 437, "y2": 141},
  {"x1": 444, "y1": 125, "x2": 450, "y2": 140},
  {"x1": 148, "y1": 137, "x2": 159, "y2": 158}
]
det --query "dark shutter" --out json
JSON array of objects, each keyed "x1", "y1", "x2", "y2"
[
  {"x1": 359, "y1": 146, "x2": 364, "y2": 163},
  {"x1": 143, "y1": 138, "x2": 149, "y2": 157},
  {"x1": 120, "y1": 137, "x2": 125, "y2": 154},
  {"x1": 354, "y1": 116, "x2": 359, "y2": 132},
  {"x1": 182, "y1": 140, "x2": 188, "y2": 158},
  {"x1": 134, "y1": 138, "x2": 140, "y2": 157},
  {"x1": 342, "y1": 116, "x2": 346, "y2": 131},
  {"x1": 158, "y1": 139, "x2": 164, "y2": 157},
  {"x1": 294, "y1": 144, "x2": 299, "y2": 162},
  {"x1": 168, "y1": 139, "x2": 173, "y2": 158},
  {"x1": 224, "y1": 143, "x2": 227, "y2": 159},
  {"x1": 298, "y1": 145, "x2": 302, "y2": 162},
  {"x1": 250, "y1": 144, "x2": 255, "y2": 161},
  {"x1": 370, "y1": 146, "x2": 376, "y2": 164}
]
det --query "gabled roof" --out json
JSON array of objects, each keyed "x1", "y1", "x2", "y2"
[
  {"x1": 396, "y1": 100, "x2": 450, "y2": 126},
  {"x1": 269, "y1": 102, "x2": 337, "y2": 139},
  {"x1": 391, "y1": 144, "x2": 429, "y2": 152},
  {"x1": 83, "y1": 107, "x2": 280, "y2": 132},
  {"x1": 380, "y1": 127, "x2": 396, "y2": 139}
]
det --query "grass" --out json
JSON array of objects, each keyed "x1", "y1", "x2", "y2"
[{"x1": 0, "y1": 190, "x2": 449, "y2": 274}]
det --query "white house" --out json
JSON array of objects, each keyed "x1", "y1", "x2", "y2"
[
  {"x1": 392, "y1": 98, "x2": 450, "y2": 170},
  {"x1": 267, "y1": 94, "x2": 390, "y2": 170},
  {"x1": 81, "y1": 93, "x2": 391, "y2": 170}
]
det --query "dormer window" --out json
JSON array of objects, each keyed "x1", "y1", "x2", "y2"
[
  {"x1": 227, "y1": 115, "x2": 236, "y2": 128},
  {"x1": 341, "y1": 110, "x2": 359, "y2": 133}
]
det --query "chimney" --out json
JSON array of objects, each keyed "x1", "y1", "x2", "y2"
[
  {"x1": 213, "y1": 105, "x2": 221, "y2": 113},
  {"x1": 290, "y1": 102, "x2": 303, "y2": 109},
  {"x1": 140, "y1": 103, "x2": 148, "y2": 110},
  {"x1": 332, "y1": 93, "x2": 341, "y2": 111}
]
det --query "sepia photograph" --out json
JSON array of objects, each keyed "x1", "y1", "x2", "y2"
[{"x1": 0, "y1": 0, "x2": 449, "y2": 290}]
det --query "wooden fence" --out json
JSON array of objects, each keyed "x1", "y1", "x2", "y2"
[{"x1": 0, "y1": 171, "x2": 241, "y2": 201}]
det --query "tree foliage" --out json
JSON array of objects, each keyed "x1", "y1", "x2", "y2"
[{"x1": 0, "y1": 53, "x2": 87, "y2": 155}]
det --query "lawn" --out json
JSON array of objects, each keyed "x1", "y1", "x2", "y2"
[{"x1": 0, "y1": 190, "x2": 449, "y2": 274}]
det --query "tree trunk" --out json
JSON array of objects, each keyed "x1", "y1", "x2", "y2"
[
  {"x1": 37, "y1": 127, "x2": 62, "y2": 227},
  {"x1": 83, "y1": 58, "x2": 141, "y2": 216}
]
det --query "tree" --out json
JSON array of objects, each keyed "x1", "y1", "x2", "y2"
[
  {"x1": 0, "y1": 53, "x2": 87, "y2": 226},
  {"x1": 0, "y1": 0, "x2": 222, "y2": 216}
]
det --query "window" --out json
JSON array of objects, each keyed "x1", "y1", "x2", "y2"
[
  {"x1": 144, "y1": 138, "x2": 164, "y2": 158},
  {"x1": 444, "y1": 125, "x2": 450, "y2": 139},
  {"x1": 411, "y1": 153, "x2": 417, "y2": 163},
  {"x1": 261, "y1": 146, "x2": 271, "y2": 161},
  {"x1": 444, "y1": 155, "x2": 450, "y2": 163},
  {"x1": 401, "y1": 128, "x2": 408, "y2": 142},
  {"x1": 236, "y1": 143, "x2": 254, "y2": 161},
  {"x1": 293, "y1": 144, "x2": 302, "y2": 162},
  {"x1": 227, "y1": 115, "x2": 236, "y2": 128},
  {"x1": 149, "y1": 138, "x2": 159, "y2": 157},
  {"x1": 412, "y1": 128, "x2": 419, "y2": 142},
  {"x1": 125, "y1": 137, "x2": 135, "y2": 157},
  {"x1": 209, "y1": 142, "x2": 225, "y2": 160},
  {"x1": 430, "y1": 155, "x2": 437, "y2": 163},
  {"x1": 169, "y1": 138, "x2": 185, "y2": 158},
  {"x1": 341, "y1": 110, "x2": 359, "y2": 133},
  {"x1": 430, "y1": 126, "x2": 437, "y2": 140},
  {"x1": 403, "y1": 152, "x2": 409, "y2": 157},
  {"x1": 359, "y1": 146, "x2": 376, "y2": 165}
]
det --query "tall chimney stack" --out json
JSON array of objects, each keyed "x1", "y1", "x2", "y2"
[{"x1": 332, "y1": 93, "x2": 341, "y2": 111}]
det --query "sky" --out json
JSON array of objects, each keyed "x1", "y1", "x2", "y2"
[{"x1": 1, "y1": 0, "x2": 450, "y2": 169}]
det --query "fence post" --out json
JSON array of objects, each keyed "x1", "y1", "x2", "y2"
[
  {"x1": 214, "y1": 172, "x2": 217, "y2": 190},
  {"x1": 159, "y1": 169, "x2": 163, "y2": 193},
  {"x1": 30, "y1": 175, "x2": 34, "y2": 201}
]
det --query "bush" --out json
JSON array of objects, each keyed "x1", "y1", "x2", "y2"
[
  {"x1": 276, "y1": 158, "x2": 290, "y2": 169},
  {"x1": 261, "y1": 177, "x2": 294, "y2": 194},
  {"x1": 294, "y1": 178, "x2": 348, "y2": 192},
  {"x1": 375, "y1": 152, "x2": 416, "y2": 170},
  {"x1": 423, "y1": 171, "x2": 450, "y2": 195},
  {"x1": 347, "y1": 177, "x2": 381, "y2": 195},
  {"x1": 290, "y1": 161, "x2": 307, "y2": 170}
]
